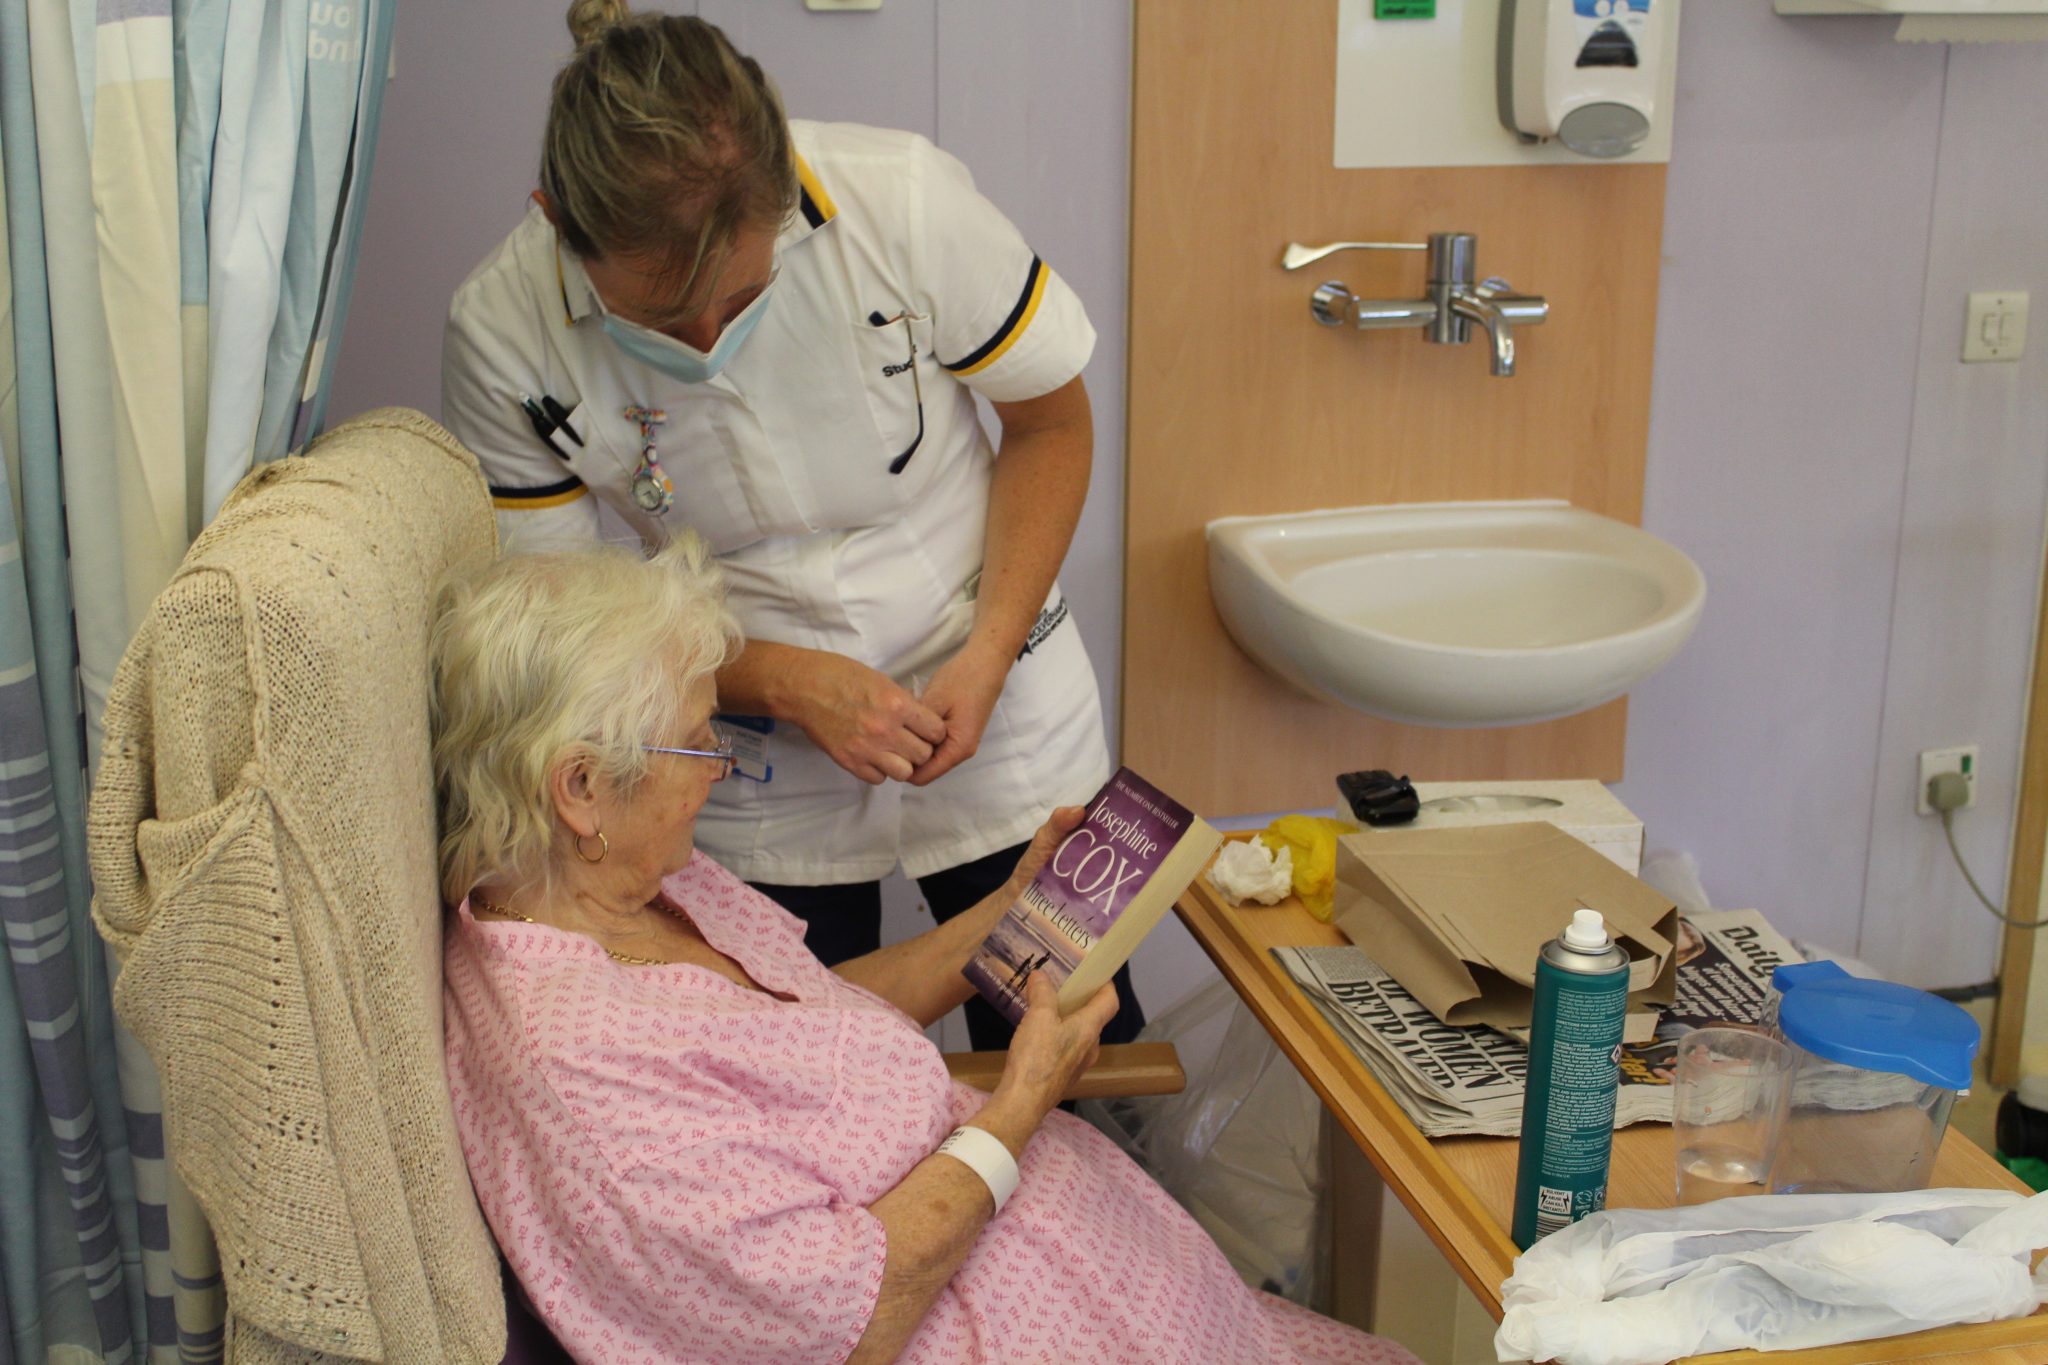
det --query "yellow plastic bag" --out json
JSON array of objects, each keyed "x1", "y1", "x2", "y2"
[{"x1": 1259, "y1": 815, "x2": 1360, "y2": 921}]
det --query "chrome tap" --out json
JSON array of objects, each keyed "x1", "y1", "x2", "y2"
[
  {"x1": 1286, "y1": 231, "x2": 1548, "y2": 377},
  {"x1": 1452, "y1": 278, "x2": 1551, "y2": 377}
]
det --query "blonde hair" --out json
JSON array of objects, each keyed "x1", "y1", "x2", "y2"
[
  {"x1": 430, "y1": 535, "x2": 741, "y2": 904},
  {"x1": 543, "y1": 1, "x2": 798, "y2": 314}
]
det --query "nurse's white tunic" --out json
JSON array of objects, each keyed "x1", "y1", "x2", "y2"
[{"x1": 441, "y1": 120, "x2": 1109, "y2": 883}]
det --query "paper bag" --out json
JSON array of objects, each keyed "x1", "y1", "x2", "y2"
[{"x1": 1332, "y1": 822, "x2": 1677, "y2": 1035}]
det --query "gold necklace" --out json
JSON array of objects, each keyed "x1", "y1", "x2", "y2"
[{"x1": 471, "y1": 893, "x2": 669, "y2": 966}]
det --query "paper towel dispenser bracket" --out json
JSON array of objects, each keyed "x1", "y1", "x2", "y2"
[
  {"x1": 1774, "y1": 1, "x2": 2048, "y2": 13},
  {"x1": 1773, "y1": 0, "x2": 2048, "y2": 41}
]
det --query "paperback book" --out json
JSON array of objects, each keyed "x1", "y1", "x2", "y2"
[{"x1": 964, "y1": 767, "x2": 1222, "y2": 1025}]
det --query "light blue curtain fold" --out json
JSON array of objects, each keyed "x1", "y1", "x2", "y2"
[
  {"x1": 198, "y1": 0, "x2": 306, "y2": 520},
  {"x1": 0, "y1": 14, "x2": 66, "y2": 1356},
  {"x1": 3, "y1": 7, "x2": 144, "y2": 1354},
  {"x1": 0, "y1": 442, "x2": 135, "y2": 1365},
  {"x1": 172, "y1": 0, "x2": 231, "y2": 540},
  {"x1": 0, "y1": 0, "x2": 396, "y2": 1358},
  {"x1": 254, "y1": 0, "x2": 364, "y2": 461},
  {"x1": 298, "y1": 0, "x2": 395, "y2": 445}
]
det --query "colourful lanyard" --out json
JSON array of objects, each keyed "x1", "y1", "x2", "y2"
[{"x1": 624, "y1": 405, "x2": 673, "y2": 515}]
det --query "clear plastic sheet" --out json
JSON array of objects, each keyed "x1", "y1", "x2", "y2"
[
  {"x1": 1494, "y1": 1188, "x2": 2048, "y2": 1365},
  {"x1": 1083, "y1": 979, "x2": 1330, "y2": 1306}
]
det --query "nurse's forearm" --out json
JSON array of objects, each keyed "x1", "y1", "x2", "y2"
[
  {"x1": 976, "y1": 376, "x2": 1093, "y2": 657},
  {"x1": 712, "y1": 639, "x2": 808, "y2": 718},
  {"x1": 716, "y1": 640, "x2": 946, "y2": 784}
]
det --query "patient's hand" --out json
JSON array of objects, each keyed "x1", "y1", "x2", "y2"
[
  {"x1": 1005, "y1": 805, "x2": 1084, "y2": 888},
  {"x1": 993, "y1": 971, "x2": 1119, "y2": 1126},
  {"x1": 984, "y1": 806, "x2": 1110, "y2": 1123}
]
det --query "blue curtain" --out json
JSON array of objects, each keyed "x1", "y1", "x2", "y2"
[
  {"x1": 0, "y1": 0, "x2": 392, "y2": 1358},
  {"x1": 0, "y1": 433, "x2": 138, "y2": 1365}
]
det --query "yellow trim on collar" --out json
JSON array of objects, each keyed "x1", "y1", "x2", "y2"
[{"x1": 795, "y1": 154, "x2": 837, "y2": 225}]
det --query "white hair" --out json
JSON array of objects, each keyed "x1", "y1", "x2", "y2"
[{"x1": 430, "y1": 534, "x2": 740, "y2": 903}]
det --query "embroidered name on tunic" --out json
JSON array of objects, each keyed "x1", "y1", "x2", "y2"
[{"x1": 1016, "y1": 597, "x2": 1068, "y2": 660}]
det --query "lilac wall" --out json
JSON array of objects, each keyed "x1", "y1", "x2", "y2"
[
  {"x1": 1618, "y1": 8, "x2": 2048, "y2": 990},
  {"x1": 331, "y1": 3, "x2": 2048, "y2": 1004}
]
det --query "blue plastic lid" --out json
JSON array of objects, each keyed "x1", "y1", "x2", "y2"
[{"x1": 1770, "y1": 960, "x2": 1980, "y2": 1090}]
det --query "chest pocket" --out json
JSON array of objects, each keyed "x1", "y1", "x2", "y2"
[{"x1": 850, "y1": 313, "x2": 938, "y2": 492}]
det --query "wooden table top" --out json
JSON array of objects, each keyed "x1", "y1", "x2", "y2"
[{"x1": 1175, "y1": 858, "x2": 2044, "y2": 1365}]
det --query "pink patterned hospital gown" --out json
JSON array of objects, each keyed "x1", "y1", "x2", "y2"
[{"x1": 444, "y1": 853, "x2": 1418, "y2": 1365}]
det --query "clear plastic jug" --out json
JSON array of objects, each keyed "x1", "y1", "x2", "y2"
[{"x1": 1765, "y1": 961, "x2": 1979, "y2": 1195}]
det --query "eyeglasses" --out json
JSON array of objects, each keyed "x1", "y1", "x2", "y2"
[
  {"x1": 871, "y1": 309, "x2": 927, "y2": 475},
  {"x1": 642, "y1": 737, "x2": 737, "y2": 781}
]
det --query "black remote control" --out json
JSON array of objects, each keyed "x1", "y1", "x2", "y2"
[{"x1": 1336, "y1": 769, "x2": 1421, "y2": 826}]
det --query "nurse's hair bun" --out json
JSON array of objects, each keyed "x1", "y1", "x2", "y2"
[
  {"x1": 566, "y1": 0, "x2": 631, "y2": 47},
  {"x1": 542, "y1": 7, "x2": 796, "y2": 313}
]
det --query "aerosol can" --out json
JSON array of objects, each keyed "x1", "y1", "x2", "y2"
[{"x1": 1511, "y1": 908, "x2": 1629, "y2": 1249}]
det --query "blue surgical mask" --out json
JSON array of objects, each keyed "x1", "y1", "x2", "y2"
[{"x1": 600, "y1": 277, "x2": 777, "y2": 384}]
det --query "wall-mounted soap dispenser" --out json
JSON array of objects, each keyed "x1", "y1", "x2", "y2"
[{"x1": 1499, "y1": 0, "x2": 1668, "y2": 159}]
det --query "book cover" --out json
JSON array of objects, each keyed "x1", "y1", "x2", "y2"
[{"x1": 963, "y1": 767, "x2": 1223, "y2": 1025}]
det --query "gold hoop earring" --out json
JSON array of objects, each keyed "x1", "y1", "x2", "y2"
[{"x1": 574, "y1": 831, "x2": 609, "y2": 864}]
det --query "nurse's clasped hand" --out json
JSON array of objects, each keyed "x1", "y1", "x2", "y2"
[
  {"x1": 727, "y1": 641, "x2": 947, "y2": 785},
  {"x1": 907, "y1": 635, "x2": 1013, "y2": 787}
]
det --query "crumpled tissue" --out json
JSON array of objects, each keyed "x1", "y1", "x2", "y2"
[{"x1": 1207, "y1": 839, "x2": 1294, "y2": 906}]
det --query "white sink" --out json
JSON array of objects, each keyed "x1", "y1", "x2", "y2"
[{"x1": 1206, "y1": 501, "x2": 1705, "y2": 727}]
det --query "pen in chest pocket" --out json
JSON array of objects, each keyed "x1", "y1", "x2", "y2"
[
  {"x1": 518, "y1": 393, "x2": 583, "y2": 461},
  {"x1": 867, "y1": 309, "x2": 927, "y2": 475}
]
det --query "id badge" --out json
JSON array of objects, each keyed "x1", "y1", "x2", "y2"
[{"x1": 715, "y1": 715, "x2": 773, "y2": 783}]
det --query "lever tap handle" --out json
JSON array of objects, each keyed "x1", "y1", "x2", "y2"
[{"x1": 1281, "y1": 240, "x2": 1426, "y2": 271}]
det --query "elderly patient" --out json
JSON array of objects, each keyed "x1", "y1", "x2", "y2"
[{"x1": 432, "y1": 539, "x2": 1418, "y2": 1365}]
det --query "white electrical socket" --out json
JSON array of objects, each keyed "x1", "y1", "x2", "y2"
[
  {"x1": 1963, "y1": 291, "x2": 2028, "y2": 363},
  {"x1": 1916, "y1": 745, "x2": 1979, "y2": 816}
]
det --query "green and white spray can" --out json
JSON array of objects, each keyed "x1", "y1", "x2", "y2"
[{"x1": 1511, "y1": 908, "x2": 1630, "y2": 1249}]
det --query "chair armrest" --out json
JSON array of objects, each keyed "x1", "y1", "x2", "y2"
[{"x1": 942, "y1": 1042, "x2": 1184, "y2": 1101}]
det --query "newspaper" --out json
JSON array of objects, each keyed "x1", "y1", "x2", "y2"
[{"x1": 1273, "y1": 909, "x2": 1805, "y2": 1138}]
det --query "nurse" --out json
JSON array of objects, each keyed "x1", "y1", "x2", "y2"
[{"x1": 441, "y1": 0, "x2": 1141, "y2": 1048}]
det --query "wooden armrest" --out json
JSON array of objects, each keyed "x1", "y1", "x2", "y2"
[{"x1": 942, "y1": 1041, "x2": 1185, "y2": 1101}]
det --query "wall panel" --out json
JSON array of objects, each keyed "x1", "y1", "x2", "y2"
[
  {"x1": 700, "y1": 1, "x2": 937, "y2": 135},
  {"x1": 1125, "y1": 0, "x2": 1665, "y2": 816}
]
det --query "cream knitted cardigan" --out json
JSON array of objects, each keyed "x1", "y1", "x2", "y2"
[{"x1": 90, "y1": 411, "x2": 506, "y2": 1364}]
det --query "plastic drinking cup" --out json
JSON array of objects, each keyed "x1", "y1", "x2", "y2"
[{"x1": 1672, "y1": 1027, "x2": 1793, "y2": 1205}]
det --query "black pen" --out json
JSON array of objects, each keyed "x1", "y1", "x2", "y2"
[
  {"x1": 539, "y1": 395, "x2": 584, "y2": 446},
  {"x1": 518, "y1": 394, "x2": 573, "y2": 462}
]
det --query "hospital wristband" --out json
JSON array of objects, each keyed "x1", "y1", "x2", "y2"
[{"x1": 934, "y1": 1125, "x2": 1020, "y2": 1215}]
